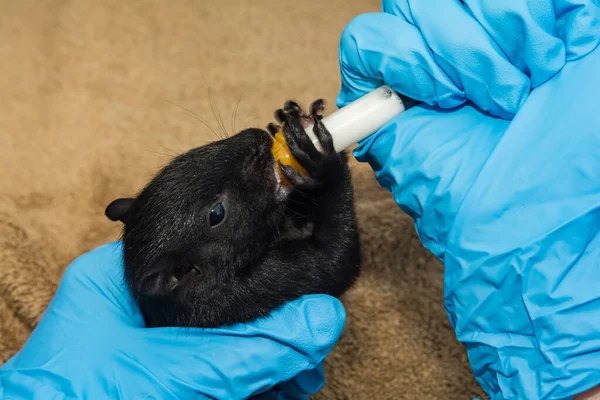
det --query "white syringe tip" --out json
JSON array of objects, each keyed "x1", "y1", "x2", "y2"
[{"x1": 304, "y1": 85, "x2": 407, "y2": 152}]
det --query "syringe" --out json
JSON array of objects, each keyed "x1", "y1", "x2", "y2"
[{"x1": 271, "y1": 85, "x2": 416, "y2": 185}]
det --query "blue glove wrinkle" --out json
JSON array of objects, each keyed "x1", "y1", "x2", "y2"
[
  {"x1": 337, "y1": 13, "x2": 466, "y2": 109},
  {"x1": 114, "y1": 348, "x2": 181, "y2": 400},
  {"x1": 1, "y1": 368, "x2": 79, "y2": 399},
  {"x1": 462, "y1": 0, "x2": 567, "y2": 88},
  {"x1": 443, "y1": 46, "x2": 600, "y2": 399},
  {"x1": 407, "y1": 0, "x2": 532, "y2": 119},
  {"x1": 553, "y1": 0, "x2": 600, "y2": 60},
  {"x1": 381, "y1": 0, "x2": 414, "y2": 24},
  {"x1": 265, "y1": 363, "x2": 326, "y2": 399},
  {"x1": 354, "y1": 104, "x2": 508, "y2": 260}
]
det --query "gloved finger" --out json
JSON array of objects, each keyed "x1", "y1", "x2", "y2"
[
  {"x1": 462, "y1": 0, "x2": 600, "y2": 87},
  {"x1": 270, "y1": 362, "x2": 326, "y2": 399},
  {"x1": 250, "y1": 363, "x2": 325, "y2": 400},
  {"x1": 50, "y1": 241, "x2": 144, "y2": 326},
  {"x1": 381, "y1": 0, "x2": 531, "y2": 118},
  {"x1": 352, "y1": 102, "x2": 509, "y2": 260},
  {"x1": 336, "y1": 12, "x2": 465, "y2": 111},
  {"x1": 135, "y1": 294, "x2": 346, "y2": 400}
]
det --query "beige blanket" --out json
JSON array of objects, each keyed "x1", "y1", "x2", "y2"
[{"x1": 0, "y1": 1, "x2": 485, "y2": 398}]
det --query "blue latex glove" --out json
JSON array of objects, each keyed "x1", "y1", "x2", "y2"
[
  {"x1": 337, "y1": 1, "x2": 600, "y2": 399},
  {"x1": 0, "y1": 241, "x2": 346, "y2": 400}
]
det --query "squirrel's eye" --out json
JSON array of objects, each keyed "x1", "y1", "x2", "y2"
[{"x1": 209, "y1": 203, "x2": 225, "y2": 226}]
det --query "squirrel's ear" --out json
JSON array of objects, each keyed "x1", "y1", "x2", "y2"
[{"x1": 105, "y1": 198, "x2": 135, "y2": 224}]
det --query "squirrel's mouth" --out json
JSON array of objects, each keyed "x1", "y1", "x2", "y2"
[
  {"x1": 270, "y1": 130, "x2": 308, "y2": 186},
  {"x1": 168, "y1": 265, "x2": 202, "y2": 291},
  {"x1": 139, "y1": 265, "x2": 202, "y2": 295}
]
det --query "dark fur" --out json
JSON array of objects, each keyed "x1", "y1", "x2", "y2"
[{"x1": 105, "y1": 99, "x2": 361, "y2": 328}]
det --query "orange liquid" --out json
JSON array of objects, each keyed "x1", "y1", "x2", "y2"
[{"x1": 270, "y1": 131, "x2": 308, "y2": 186}]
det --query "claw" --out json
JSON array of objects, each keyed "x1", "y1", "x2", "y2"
[
  {"x1": 274, "y1": 109, "x2": 288, "y2": 124},
  {"x1": 270, "y1": 98, "x2": 337, "y2": 190},
  {"x1": 309, "y1": 99, "x2": 325, "y2": 120},
  {"x1": 283, "y1": 100, "x2": 303, "y2": 117},
  {"x1": 267, "y1": 122, "x2": 281, "y2": 135},
  {"x1": 311, "y1": 117, "x2": 334, "y2": 155},
  {"x1": 278, "y1": 161, "x2": 321, "y2": 190}
]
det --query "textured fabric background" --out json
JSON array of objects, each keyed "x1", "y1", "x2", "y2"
[{"x1": 0, "y1": 1, "x2": 485, "y2": 398}]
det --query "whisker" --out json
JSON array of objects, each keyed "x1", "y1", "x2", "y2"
[
  {"x1": 275, "y1": 218, "x2": 281, "y2": 240},
  {"x1": 160, "y1": 145, "x2": 182, "y2": 157},
  {"x1": 208, "y1": 86, "x2": 229, "y2": 138},
  {"x1": 146, "y1": 150, "x2": 176, "y2": 159},
  {"x1": 283, "y1": 204, "x2": 309, "y2": 219},
  {"x1": 202, "y1": 79, "x2": 229, "y2": 139},
  {"x1": 239, "y1": 111, "x2": 258, "y2": 130},
  {"x1": 284, "y1": 196, "x2": 305, "y2": 206},
  {"x1": 231, "y1": 90, "x2": 245, "y2": 134},
  {"x1": 162, "y1": 98, "x2": 224, "y2": 141}
]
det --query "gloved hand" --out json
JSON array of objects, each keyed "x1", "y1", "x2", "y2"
[
  {"x1": 337, "y1": 1, "x2": 600, "y2": 399},
  {"x1": 0, "y1": 241, "x2": 345, "y2": 400}
]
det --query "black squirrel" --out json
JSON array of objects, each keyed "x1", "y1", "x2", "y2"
[{"x1": 105, "y1": 98, "x2": 361, "y2": 328}]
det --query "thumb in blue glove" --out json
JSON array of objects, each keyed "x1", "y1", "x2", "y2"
[{"x1": 0, "y1": 241, "x2": 346, "y2": 400}]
